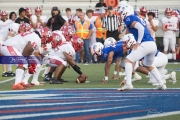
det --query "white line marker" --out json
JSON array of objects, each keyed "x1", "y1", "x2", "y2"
[{"x1": 0, "y1": 105, "x2": 138, "y2": 120}]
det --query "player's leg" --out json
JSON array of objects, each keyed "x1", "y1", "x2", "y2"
[
  {"x1": 169, "y1": 36, "x2": 176, "y2": 61},
  {"x1": 163, "y1": 37, "x2": 169, "y2": 55},
  {"x1": 1, "y1": 64, "x2": 7, "y2": 77},
  {"x1": 31, "y1": 64, "x2": 44, "y2": 85},
  {"x1": 7, "y1": 64, "x2": 15, "y2": 76},
  {"x1": 112, "y1": 57, "x2": 121, "y2": 79},
  {"x1": 1, "y1": 46, "x2": 28, "y2": 90}
]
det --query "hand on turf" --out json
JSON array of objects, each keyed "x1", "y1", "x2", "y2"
[
  {"x1": 102, "y1": 79, "x2": 108, "y2": 84},
  {"x1": 132, "y1": 43, "x2": 140, "y2": 50},
  {"x1": 119, "y1": 79, "x2": 126, "y2": 86},
  {"x1": 111, "y1": 74, "x2": 117, "y2": 80}
]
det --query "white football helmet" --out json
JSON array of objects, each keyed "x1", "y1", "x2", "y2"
[
  {"x1": 117, "y1": 0, "x2": 129, "y2": 10},
  {"x1": 121, "y1": 33, "x2": 136, "y2": 48},
  {"x1": 104, "y1": 37, "x2": 116, "y2": 46},
  {"x1": 119, "y1": 4, "x2": 134, "y2": 21},
  {"x1": 91, "y1": 42, "x2": 104, "y2": 56}
]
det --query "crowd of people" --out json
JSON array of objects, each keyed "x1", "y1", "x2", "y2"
[{"x1": 0, "y1": 0, "x2": 179, "y2": 90}]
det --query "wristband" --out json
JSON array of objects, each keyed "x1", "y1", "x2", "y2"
[
  {"x1": 104, "y1": 76, "x2": 108, "y2": 81},
  {"x1": 72, "y1": 65, "x2": 82, "y2": 75},
  {"x1": 119, "y1": 72, "x2": 122, "y2": 76}
]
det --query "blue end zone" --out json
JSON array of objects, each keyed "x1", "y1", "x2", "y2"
[{"x1": 0, "y1": 89, "x2": 180, "y2": 120}]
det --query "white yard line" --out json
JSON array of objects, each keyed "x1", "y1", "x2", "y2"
[
  {"x1": 0, "y1": 105, "x2": 138, "y2": 120},
  {"x1": 120, "y1": 111, "x2": 180, "y2": 120}
]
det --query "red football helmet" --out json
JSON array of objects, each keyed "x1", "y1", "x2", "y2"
[
  {"x1": 35, "y1": 7, "x2": 42, "y2": 16},
  {"x1": 61, "y1": 25, "x2": 75, "y2": 41},
  {"x1": 165, "y1": 7, "x2": 173, "y2": 18},
  {"x1": 68, "y1": 15, "x2": 76, "y2": 25},
  {"x1": 0, "y1": 11, "x2": 8, "y2": 21},
  {"x1": 51, "y1": 32, "x2": 62, "y2": 48},
  {"x1": 26, "y1": 7, "x2": 33, "y2": 19},
  {"x1": 140, "y1": 6, "x2": 148, "y2": 17},
  {"x1": 70, "y1": 36, "x2": 84, "y2": 52},
  {"x1": 18, "y1": 23, "x2": 32, "y2": 34},
  {"x1": 39, "y1": 28, "x2": 53, "y2": 44}
]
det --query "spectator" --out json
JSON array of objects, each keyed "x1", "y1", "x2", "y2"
[
  {"x1": 75, "y1": 8, "x2": 82, "y2": 21},
  {"x1": 86, "y1": 9, "x2": 96, "y2": 62},
  {"x1": 95, "y1": 0, "x2": 107, "y2": 8},
  {"x1": 74, "y1": 12, "x2": 92, "y2": 63},
  {"x1": 0, "y1": 11, "x2": 13, "y2": 29},
  {"x1": 148, "y1": 12, "x2": 159, "y2": 40},
  {"x1": 15, "y1": 7, "x2": 30, "y2": 24},
  {"x1": 161, "y1": 7, "x2": 178, "y2": 61},
  {"x1": 63, "y1": 8, "x2": 72, "y2": 22},
  {"x1": 9, "y1": 12, "x2": 17, "y2": 22},
  {"x1": 46, "y1": 6, "x2": 66, "y2": 31},
  {"x1": 94, "y1": 9, "x2": 106, "y2": 44}
]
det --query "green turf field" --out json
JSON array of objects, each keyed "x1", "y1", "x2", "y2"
[{"x1": 0, "y1": 63, "x2": 179, "y2": 91}]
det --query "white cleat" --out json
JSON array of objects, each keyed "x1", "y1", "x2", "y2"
[
  {"x1": 154, "y1": 84, "x2": 167, "y2": 90},
  {"x1": 163, "y1": 69, "x2": 168, "y2": 75},
  {"x1": 132, "y1": 73, "x2": 142, "y2": 82},
  {"x1": 120, "y1": 72, "x2": 126, "y2": 76},
  {"x1": 31, "y1": 79, "x2": 44, "y2": 86},
  {"x1": 118, "y1": 84, "x2": 133, "y2": 91},
  {"x1": 171, "y1": 71, "x2": 176, "y2": 84}
]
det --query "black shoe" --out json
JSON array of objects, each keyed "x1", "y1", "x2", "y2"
[
  {"x1": 44, "y1": 74, "x2": 52, "y2": 81},
  {"x1": 2, "y1": 72, "x2": 8, "y2": 77},
  {"x1": 58, "y1": 78, "x2": 68, "y2": 82},
  {"x1": 7, "y1": 71, "x2": 15, "y2": 77},
  {"x1": 50, "y1": 78, "x2": 63, "y2": 84}
]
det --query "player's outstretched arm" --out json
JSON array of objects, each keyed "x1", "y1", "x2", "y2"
[{"x1": 105, "y1": 51, "x2": 114, "y2": 78}]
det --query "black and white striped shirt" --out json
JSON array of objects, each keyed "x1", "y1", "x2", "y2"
[{"x1": 102, "y1": 15, "x2": 121, "y2": 32}]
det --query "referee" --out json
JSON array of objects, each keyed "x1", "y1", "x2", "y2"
[{"x1": 102, "y1": 6, "x2": 121, "y2": 41}]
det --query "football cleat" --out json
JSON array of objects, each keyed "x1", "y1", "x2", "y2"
[
  {"x1": 58, "y1": 78, "x2": 68, "y2": 82},
  {"x1": 132, "y1": 73, "x2": 142, "y2": 82},
  {"x1": 118, "y1": 84, "x2": 133, "y2": 91},
  {"x1": 171, "y1": 71, "x2": 176, "y2": 84},
  {"x1": 12, "y1": 83, "x2": 26, "y2": 90},
  {"x1": 50, "y1": 78, "x2": 63, "y2": 84},
  {"x1": 154, "y1": 84, "x2": 166, "y2": 90},
  {"x1": 44, "y1": 74, "x2": 52, "y2": 81}
]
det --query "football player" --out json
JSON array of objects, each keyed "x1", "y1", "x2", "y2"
[
  {"x1": 0, "y1": 11, "x2": 13, "y2": 30},
  {"x1": 1, "y1": 28, "x2": 53, "y2": 90},
  {"x1": 162, "y1": 7, "x2": 178, "y2": 61},
  {"x1": 44, "y1": 35, "x2": 87, "y2": 84},
  {"x1": 118, "y1": 5, "x2": 166, "y2": 90}
]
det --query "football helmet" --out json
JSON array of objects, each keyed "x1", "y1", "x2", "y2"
[
  {"x1": 62, "y1": 25, "x2": 75, "y2": 41},
  {"x1": 140, "y1": 6, "x2": 148, "y2": 17},
  {"x1": 35, "y1": 7, "x2": 42, "y2": 16},
  {"x1": 70, "y1": 36, "x2": 84, "y2": 52},
  {"x1": 68, "y1": 15, "x2": 76, "y2": 25},
  {"x1": 104, "y1": 37, "x2": 116, "y2": 46},
  {"x1": 118, "y1": 4, "x2": 134, "y2": 21},
  {"x1": 39, "y1": 28, "x2": 53, "y2": 44},
  {"x1": 0, "y1": 11, "x2": 8, "y2": 21},
  {"x1": 18, "y1": 23, "x2": 32, "y2": 34},
  {"x1": 91, "y1": 42, "x2": 104, "y2": 56},
  {"x1": 51, "y1": 32, "x2": 62, "y2": 48},
  {"x1": 121, "y1": 33, "x2": 136, "y2": 48},
  {"x1": 26, "y1": 7, "x2": 33, "y2": 18},
  {"x1": 165, "y1": 7, "x2": 173, "y2": 18}
]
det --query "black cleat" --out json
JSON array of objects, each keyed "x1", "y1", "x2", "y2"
[
  {"x1": 50, "y1": 78, "x2": 63, "y2": 84},
  {"x1": 7, "y1": 71, "x2": 15, "y2": 77},
  {"x1": 58, "y1": 78, "x2": 68, "y2": 82},
  {"x1": 44, "y1": 74, "x2": 52, "y2": 81}
]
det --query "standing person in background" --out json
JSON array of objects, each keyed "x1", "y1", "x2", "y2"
[
  {"x1": 103, "y1": 6, "x2": 121, "y2": 79},
  {"x1": 46, "y1": 6, "x2": 67, "y2": 31},
  {"x1": 31, "y1": 7, "x2": 47, "y2": 30},
  {"x1": 75, "y1": 8, "x2": 82, "y2": 21},
  {"x1": 95, "y1": 0, "x2": 107, "y2": 8},
  {"x1": 161, "y1": 7, "x2": 178, "y2": 62},
  {"x1": 95, "y1": 9, "x2": 106, "y2": 44},
  {"x1": 9, "y1": 12, "x2": 17, "y2": 22},
  {"x1": 63, "y1": 8, "x2": 72, "y2": 22},
  {"x1": 15, "y1": 7, "x2": 30, "y2": 24},
  {"x1": 75, "y1": 12, "x2": 93, "y2": 64},
  {"x1": 86, "y1": 9, "x2": 97, "y2": 63},
  {"x1": 148, "y1": 12, "x2": 159, "y2": 40},
  {"x1": 0, "y1": 11, "x2": 13, "y2": 29}
]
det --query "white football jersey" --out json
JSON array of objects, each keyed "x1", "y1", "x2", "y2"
[
  {"x1": 162, "y1": 16, "x2": 178, "y2": 35},
  {"x1": 31, "y1": 15, "x2": 47, "y2": 29},
  {"x1": 0, "y1": 19, "x2": 13, "y2": 30},
  {"x1": 49, "y1": 41, "x2": 75, "y2": 61},
  {"x1": 3, "y1": 32, "x2": 41, "y2": 53},
  {"x1": 53, "y1": 30, "x2": 66, "y2": 42}
]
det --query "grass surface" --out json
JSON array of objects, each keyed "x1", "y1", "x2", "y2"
[{"x1": 0, "y1": 63, "x2": 179, "y2": 91}]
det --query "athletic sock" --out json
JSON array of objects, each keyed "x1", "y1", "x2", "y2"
[
  {"x1": 15, "y1": 69, "x2": 25, "y2": 85},
  {"x1": 150, "y1": 67, "x2": 163, "y2": 86},
  {"x1": 125, "y1": 62, "x2": 133, "y2": 85}
]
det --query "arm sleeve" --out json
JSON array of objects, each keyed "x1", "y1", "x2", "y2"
[{"x1": 134, "y1": 22, "x2": 144, "y2": 43}]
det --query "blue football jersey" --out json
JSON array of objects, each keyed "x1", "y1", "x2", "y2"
[
  {"x1": 124, "y1": 15, "x2": 154, "y2": 42},
  {"x1": 102, "y1": 41, "x2": 124, "y2": 61}
]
